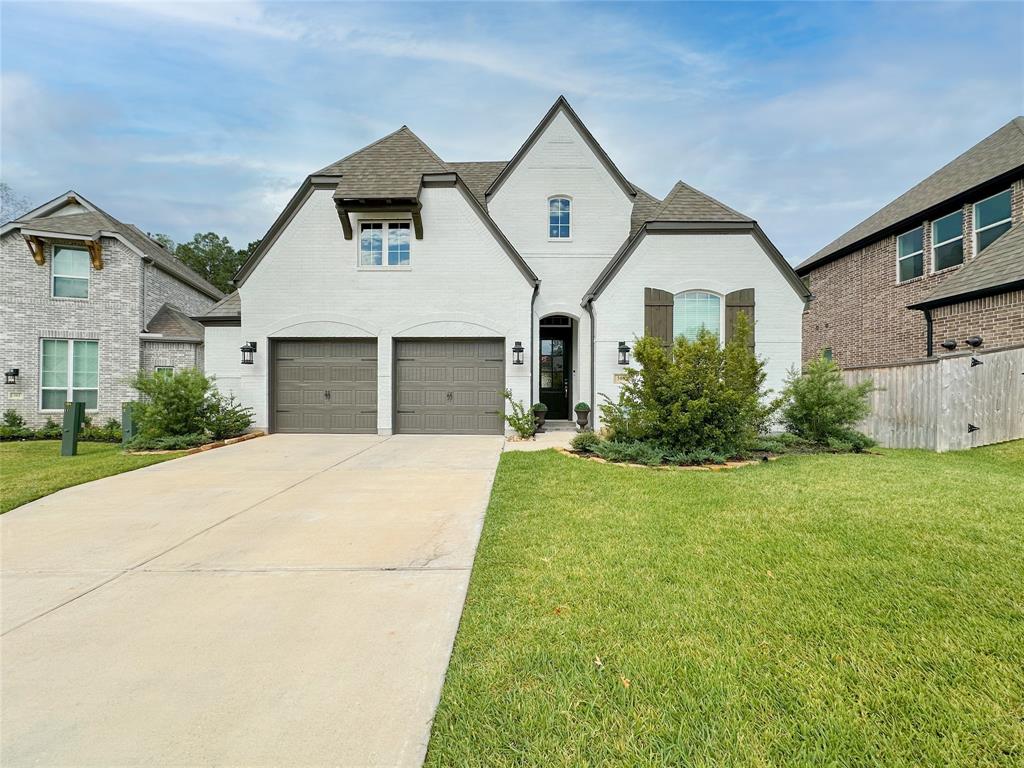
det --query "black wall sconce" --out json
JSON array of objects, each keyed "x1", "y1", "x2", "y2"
[
  {"x1": 4, "y1": 368, "x2": 18, "y2": 385},
  {"x1": 966, "y1": 336, "x2": 983, "y2": 348},
  {"x1": 240, "y1": 341, "x2": 257, "y2": 365},
  {"x1": 511, "y1": 341, "x2": 524, "y2": 366},
  {"x1": 940, "y1": 339, "x2": 957, "y2": 351},
  {"x1": 618, "y1": 341, "x2": 631, "y2": 366}
]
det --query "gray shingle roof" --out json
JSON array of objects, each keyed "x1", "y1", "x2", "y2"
[
  {"x1": 799, "y1": 117, "x2": 1024, "y2": 273},
  {"x1": 145, "y1": 303, "x2": 205, "y2": 342},
  {"x1": 909, "y1": 222, "x2": 1024, "y2": 309},
  {"x1": 447, "y1": 161, "x2": 508, "y2": 206},
  {"x1": 18, "y1": 210, "x2": 223, "y2": 300},
  {"x1": 320, "y1": 126, "x2": 448, "y2": 200},
  {"x1": 650, "y1": 180, "x2": 752, "y2": 224},
  {"x1": 194, "y1": 290, "x2": 241, "y2": 320}
]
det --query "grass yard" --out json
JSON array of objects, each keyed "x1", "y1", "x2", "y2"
[
  {"x1": 426, "y1": 441, "x2": 1024, "y2": 767},
  {"x1": 0, "y1": 441, "x2": 184, "y2": 513}
]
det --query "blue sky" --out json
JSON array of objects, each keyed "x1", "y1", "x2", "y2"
[{"x1": 2, "y1": 1, "x2": 1022, "y2": 262}]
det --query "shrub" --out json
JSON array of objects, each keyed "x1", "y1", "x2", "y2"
[
  {"x1": 600, "y1": 313, "x2": 772, "y2": 455},
  {"x1": 593, "y1": 440, "x2": 665, "y2": 466},
  {"x1": 3, "y1": 409, "x2": 25, "y2": 428},
  {"x1": 531, "y1": 402, "x2": 548, "y2": 413},
  {"x1": 502, "y1": 389, "x2": 535, "y2": 439},
  {"x1": 37, "y1": 418, "x2": 62, "y2": 440},
  {"x1": 131, "y1": 368, "x2": 213, "y2": 438},
  {"x1": 575, "y1": 401, "x2": 590, "y2": 411},
  {"x1": 80, "y1": 418, "x2": 122, "y2": 443},
  {"x1": 570, "y1": 431, "x2": 602, "y2": 453},
  {"x1": 128, "y1": 433, "x2": 207, "y2": 451},
  {"x1": 780, "y1": 356, "x2": 876, "y2": 451},
  {"x1": 0, "y1": 426, "x2": 33, "y2": 441},
  {"x1": 205, "y1": 392, "x2": 254, "y2": 440}
]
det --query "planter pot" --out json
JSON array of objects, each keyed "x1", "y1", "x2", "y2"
[
  {"x1": 533, "y1": 410, "x2": 547, "y2": 433},
  {"x1": 574, "y1": 408, "x2": 591, "y2": 431}
]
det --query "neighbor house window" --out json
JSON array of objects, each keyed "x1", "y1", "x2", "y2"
[
  {"x1": 974, "y1": 189, "x2": 1011, "y2": 254},
  {"x1": 673, "y1": 290, "x2": 721, "y2": 341},
  {"x1": 549, "y1": 197, "x2": 571, "y2": 239},
  {"x1": 359, "y1": 222, "x2": 410, "y2": 267},
  {"x1": 52, "y1": 246, "x2": 90, "y2": 298},
  {"x1": 932, "y1": 210, "x2": 964, "y2": 271},
  {"x1": 822, "y1": 347, "x2": 833, "y2": 363},
  {"x1": 41, "y1": 339, "x2": 98, "y2": 410},
  {"x1": 897, "y1": 226, "x2": 924, "y2": 282},
  {"x1": 155, "y1": 366, "x2": 173, "y2": 375}
]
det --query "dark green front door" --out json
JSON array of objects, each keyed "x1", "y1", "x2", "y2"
[{"x1": 539, "y1": 328, "x2": 571, "y2": 420}]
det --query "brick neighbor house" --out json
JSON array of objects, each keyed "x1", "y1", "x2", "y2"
[
  {"x1": 797, "y1": 117, "x2": 1024, "y2": 368},
  {"x1": 0, "y1": 191, "x2": 223, "y2": 427}
]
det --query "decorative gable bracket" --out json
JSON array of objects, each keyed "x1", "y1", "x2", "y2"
[
  {"x1": 23, "y1": 235, "x2": 46, "y2": 265},
  {"x1": 333, "y1": 198, "x2": 423, "y2": 241},
  {"x1": 22, "y1": 233, "x2": 103, "y2": 270}
]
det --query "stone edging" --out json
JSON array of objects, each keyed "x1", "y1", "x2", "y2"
[
  {"x1": 555, "y1": 447, "x2": 777, "y2": 472},
  {"x1": 127, "y1": 431, "x2": 266, "y2": 455}
]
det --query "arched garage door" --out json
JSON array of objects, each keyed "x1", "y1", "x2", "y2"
[{"x1": 394, "y1": 339, "x2": 505, "y2": 434}]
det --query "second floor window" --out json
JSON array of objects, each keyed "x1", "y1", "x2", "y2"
[
  {"x1": 549, "y1": 197, "x2": 571, "y2": 239},
  {"x1": 932, "y1": 210, "x2": 964, "y2": 271},
  {"x1": 897, "y1": 227, "x2": 923, "y2": 282},
  {"x1": 673, "y1": 290, "x2": 721, "y2": 341},
  {"x1": 359, "y1": 222, "x2": 410, "y2": 267},
  {"x1": 52, "y1": 246, "x2": 90, "y2": 298},
  {"x1": 974, "y1": 189, "x2": 1011, "y2": 254}
]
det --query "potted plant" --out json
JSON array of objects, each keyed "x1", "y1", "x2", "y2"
[
  {"x1": 574, "y1": 401, "x2": 591, "y2": 431},
  {"x1": 531, "y1": 402, "x2": 548, "y2": 432}
]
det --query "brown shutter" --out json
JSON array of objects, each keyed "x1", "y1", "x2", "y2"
[
  {"x1": 644, "y1": 287, "x2": 674, "y2": 351},
  {"x1": 725, "y1": 289, "x2": 755, "y2": 353}
]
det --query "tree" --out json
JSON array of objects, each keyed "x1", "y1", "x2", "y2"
[
  {"x1": 149, "y1": 233, "x2": 176, "y2": 252},
  {"x1": 235, "y1": 238, "x2": 262, "y2": 262},
  {"x1": 0, "y1": 182, "x2": 31, "y2": 225},
  {"x1": 174, "y1": 232, "x2": 245, "y2": 293}
]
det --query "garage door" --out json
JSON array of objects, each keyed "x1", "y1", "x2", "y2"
[
  {"x1": 394, "y1": 339, "x2": 505, "y2": 434},
  {"x1": 272, "y1": 339, "x2": 377, "y2": 433}
]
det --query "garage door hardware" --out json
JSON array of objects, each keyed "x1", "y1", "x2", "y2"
[{"x1": 324, "y1": 390, "x2": 331, "y2": 400}]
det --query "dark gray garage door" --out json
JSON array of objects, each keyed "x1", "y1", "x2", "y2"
[
  {"x1": 394, "y1": 339, "x2": 505, "y2": 434},
  {"x1": 272, "y1": 339, "x2": 377, "y2": 433}
]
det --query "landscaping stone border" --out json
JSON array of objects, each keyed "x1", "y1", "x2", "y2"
[
  {"x1": 555, "y1": 447, "x2": 779, "y2": 471},
  {"x1": 127, "y1": 431, "x2": 266, "y2": 455}
]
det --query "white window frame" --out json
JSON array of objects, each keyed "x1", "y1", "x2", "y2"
[
  {"x1": 51, "y1": 245, "x2": 91, "y2": 299},
  {"x1": 931, "y1": 210, "x2": 964, "y2": 273},
  {"x1": 673, "y1": 290, "x2": 725, "y2": 346},
  {"x1": 39, "y1": 338, "x2": 99, "y2": 412},
  {"x1": 357, "y1": 220, "x2": 412, "y2": 270},
  {"x1": 973, "y1": 189, "x2": 1012, "y2": 255},
  {"x1": 547, "y1": 196, "x2": 572, "y2": 242},
  {"x1": 896, "y1": 226, "x2": 924, "y2": 284}
]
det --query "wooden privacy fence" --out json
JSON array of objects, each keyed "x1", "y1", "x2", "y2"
[{"x1": 841, "y1": 345, "x2": 1024, "y2": 452}]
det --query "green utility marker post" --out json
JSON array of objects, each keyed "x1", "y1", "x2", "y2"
[
  {"x1": 61, "y1": 401, "x2": 85, "y2": 457},
  {"x1": 122, "y1": 402, "x2": 139, "y2": 448}
]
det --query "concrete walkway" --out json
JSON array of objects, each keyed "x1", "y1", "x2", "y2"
[{"x1": 1, "y1": 434, "x2": 503, "y2": 767}]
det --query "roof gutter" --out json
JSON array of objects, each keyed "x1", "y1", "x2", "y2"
[{"x1": 907, "y1": 278, "x2": 1024, "y2": 311}]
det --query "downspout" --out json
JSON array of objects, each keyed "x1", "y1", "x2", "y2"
[
  {"x1": 923, "y1": 308, "x2": 934, "y2": 357},
  {"x1": 530, "y1": 281, "x2": 540, "y2": 402},
  {"x1": 583, "y1": 296, "x2": 596, "y2": 416}
]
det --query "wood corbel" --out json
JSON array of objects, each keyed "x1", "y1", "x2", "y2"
[
  {"x1": 411, "y1": 203, "x2": 423, "y2": 240},
  {"x1": 86, "y1": 240, "x2": 103, "y2": 270},
  {"x1": 334, "y1": 201, "x2": 353, "y2": 240},
  {"x1": 24, "y1": 235, "x2": 46, "y2": 265}
]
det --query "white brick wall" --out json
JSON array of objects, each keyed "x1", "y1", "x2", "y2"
[
  {"x1": 203, "y1": 325, "x2": 242, "y2": 399},
  {"x1": 232, "y1": 186, "x2": 535, "y2": 432}
]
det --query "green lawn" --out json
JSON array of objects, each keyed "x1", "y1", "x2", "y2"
[
  {"x1": 427, "y1": 442, "x2": 1024, "y2": 767},
  {"x1": 0, "y1": 441, "x2": 184, "y2": 513}
]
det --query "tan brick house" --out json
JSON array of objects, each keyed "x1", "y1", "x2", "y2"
[{"x1": 797, "y1": 118, "x2": 1024, "y2": 368}]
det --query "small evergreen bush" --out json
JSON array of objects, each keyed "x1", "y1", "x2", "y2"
[
  {"x1": 3, "y1": 409, "x2": 25, "y2": 428},
  {"x1": 570, "y1": 431, "x2": 602, "y2": 453},
  {"x1": 131, "y1": 368, "x2": 212, "y2": 438},
  {"x1": 128, "y1": 433, "x2": 208, "y2": 451},
  {"x1": 593, "y1": 440, "x2": 665, "y2": 466},
  {"x1": 205, "y1": 392, "x2": 254, "y2": 440},
  {"x1": 502, "y1": 389, "x2": 535, "y2": 439},
  {"x1": 780, "y1": 356, "x2": 875, "y2": 451}
]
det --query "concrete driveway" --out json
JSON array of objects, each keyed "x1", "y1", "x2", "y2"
[{"x1": 1, "y1": 434, "x2": 503, "y2": 767}]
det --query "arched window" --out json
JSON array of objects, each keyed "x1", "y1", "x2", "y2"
[
  {"x1": 548, "y1": 197, "x2": 571, "y2": 239},
  {"x1": 673, "y1": 290, "x2": 721, "y2": 340}
]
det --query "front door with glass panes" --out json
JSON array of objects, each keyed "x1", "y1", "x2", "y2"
[{"x1": 539, "y1": 327, "x2": 571, "y2": 420}]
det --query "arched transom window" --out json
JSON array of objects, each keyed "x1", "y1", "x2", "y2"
[
  {"x1": 673, "y1": 290, "x2": 721, "y2": 340},
  {"x1": 548, "y1": 197, "x2": 571, "y2": 239}
]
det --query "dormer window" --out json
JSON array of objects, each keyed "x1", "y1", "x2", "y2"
[
  {"x1": 52, "y1": 246, "x2": 90, "y2": 298},
  {"x1": 359, "y1": 221, "x2": 411, "y2": 268},
  {"x1": 548, "y1": 197, "x2": 571, "y2": 239}
]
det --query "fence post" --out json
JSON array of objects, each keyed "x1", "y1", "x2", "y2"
[{"x1": 60, "y1": 401, "x2": 85, "y2": 457}]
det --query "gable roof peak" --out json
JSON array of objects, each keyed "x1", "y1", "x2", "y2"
[{"x1": 651, "y1": 179, "x2": 752, "y2": 223}]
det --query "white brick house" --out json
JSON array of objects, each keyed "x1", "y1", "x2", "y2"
[
  {"x1": 200, "y1": 97, "x2": 808, "y2": 435},
  {"x1": 0, "y1": 192, "x2": 223, "y2": 427}
]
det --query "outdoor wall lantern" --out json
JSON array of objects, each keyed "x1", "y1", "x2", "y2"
[
  {"x1": 512, "y1": 341, "x2": 525, "y2": 366},
  {"x1": 940, "y1": 339, "x2": 957, "y2": 351},
  {"x1": 240, "y1": 341, "x2": 257, "y2": 365},
  {"x1": 966, "y1": 336, "x2": 983, "y2": 348},
  {"x1": 618, "y1": 341, "x2": 631, "y2": 366},
  {"x1": 4, "y1": 368, "x2": 18, "y2": 385}
]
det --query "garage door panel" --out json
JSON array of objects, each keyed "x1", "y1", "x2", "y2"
[
  {"x1": 272, "y1": 339, "x2": 378, "y2": 434},
  {"x1": 394, "y1": 338, "x2": 504, "y2": 435}
]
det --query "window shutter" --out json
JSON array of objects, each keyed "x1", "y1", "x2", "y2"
[
  {"x1": 644, "y1": 288, "x2": 674, "y2": 351},
  {"x1": 725, "y1": 289, "x2": 755, "y2": 353}
]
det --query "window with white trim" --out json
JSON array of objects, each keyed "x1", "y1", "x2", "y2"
[
  {"x1": 974, "y1": 189, "x2": 1011, "y2": 254},
  {"x1": 548, "y1": 197, "x2": 571, "y2": 239},
  {"x1": 52, "y1": 246, "x2": 90, "y2": 298},
  {"x1": 359, "y1": 221, "x2": 410, "y2": 267},
  {"x1": 155, "y1": 366, "x2": 173, "y2": 375},
  {"x1": 897, "y1": 226, "x2": 924, "y2": 282},
  {"x1": 932, "y1": 210, "x2": 963, "y2": 271},
  {"x1": 673, "y1": 290, "x2": 721, "y2": 341},
  {"x1": 41, "y1": 339, "x2": 98, "y2": 410}
]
